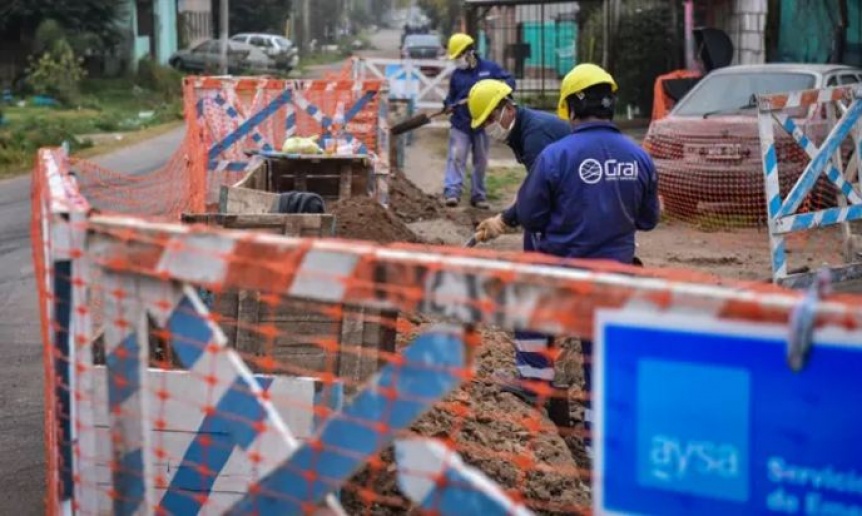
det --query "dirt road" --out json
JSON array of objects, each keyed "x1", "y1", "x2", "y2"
[{"x1": 0, "y1": 127, "x2": 184, "y2": 514}]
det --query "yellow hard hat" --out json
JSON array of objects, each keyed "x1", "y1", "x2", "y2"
[
  {"x1": 447, "y1": 33, "x2": 475, "y2": 59},
  {"x1": 557, "y1": 63, "x2": 618, "y2": 119},
  {"x1": 468, "y1": 80, "x2": 514, "y2": 129}
]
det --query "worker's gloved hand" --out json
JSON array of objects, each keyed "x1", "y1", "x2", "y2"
[{"x1": 475, "y1": 214, "x2": 507, "y2": 242}]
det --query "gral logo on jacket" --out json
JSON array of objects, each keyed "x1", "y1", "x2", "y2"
[
  {"x1": 578, "y1": 158, "x2": 639, "y2": 184},
  {"x1": 636, "y1": 360, "x2": 751, "y2": 502}
]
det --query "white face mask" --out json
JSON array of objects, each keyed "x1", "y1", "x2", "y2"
[
  {"x1": 455, "y1": 55, "x2": 470, "y2": 69},
  {"x1": 486, "y1": 108, "x2": 515, "y2": 142}
]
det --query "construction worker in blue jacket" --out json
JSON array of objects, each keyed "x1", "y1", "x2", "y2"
[
  {"x1": 468, "y1": 79, "x2": 572, "y2": 249},
  {"x1": 467, "y1": 80, "x2": 574, "y2": 424},
  {"x1": 443, "y1": 33, "x2": 515, "y2": 209},
  {"x1": 517, "y1": 64, "x2": 660, "y2": 455}
]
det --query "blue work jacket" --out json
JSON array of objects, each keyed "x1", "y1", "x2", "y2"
[
  {"x1": 501, "y1": 107, "x2": 572, "y2": 228},
  {"x1": 444, "y1": 57, "x2": 515, "y2": 134},
  {"x1": 516, "y1": 121, "x2": 660, "y2": 264}
]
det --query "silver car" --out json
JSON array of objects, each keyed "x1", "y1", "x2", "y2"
[
  {"x1": 169, "y1": 39, "x2": 274, "y2": 74},
  {"x1": 231, "y1": 33, "x2": 300, "y2": 72}
]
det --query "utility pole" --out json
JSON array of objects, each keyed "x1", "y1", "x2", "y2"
[
  {"x1": 219, "y1": 0, "x2": 229, "y2": 74},
  {"x1": 601, "y1": 0, "x2": 609, "y2": 69}
]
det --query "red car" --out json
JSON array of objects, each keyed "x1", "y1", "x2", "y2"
[{"x1": 644, "y1": 63, "x2": 862, "y2": 223}]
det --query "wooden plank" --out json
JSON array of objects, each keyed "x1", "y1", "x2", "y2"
[
  {"x1": 218, "y1": 185, "x2": 279, "y2": 214},
  {"x1": 87, "y1": 366, "x2": 343, "y2": 513},
  {"x1": 234, "y1": 290, "x2": 260, "y2": 356},
  {"x1": 91, "y1": 368, "x2": 318, "y2": 435},
  {"x1": 232, "y1": 160, "x2": 267, "y2": 190},
  {"x1": 95, "y1": 487, "x2": 249, "y2": 514}
]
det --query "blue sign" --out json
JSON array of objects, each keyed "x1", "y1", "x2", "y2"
[
  {"x1": 594, "y1": 311, "x2": 862, "y2": 516},
  {"x1": 385, "y1": 64, "x2": 422, "y2": 100}
]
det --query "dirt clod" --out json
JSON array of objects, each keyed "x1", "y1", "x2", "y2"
[
  {"x1": 343, "y1": 325, "x2": 591, "y2": 515},
  {"x1": 330, "y1": 196, "x2": 420, "y2": 244},
  {"x1": 387, "y1": 169, "x2": 445, "y2": 223}
]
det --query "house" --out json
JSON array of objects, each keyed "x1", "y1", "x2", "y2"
[
  {"x1": 121, "y1": 0, "x2": 212, "y2": 70},
  {"x1": 696, "y1": 0, "x2": 768, "y2": 65}
]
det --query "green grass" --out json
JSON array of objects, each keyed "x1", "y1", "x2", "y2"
[
  {"x1": 0, "y1": 77, "x2": 184, "y2": 176},
  {"x1": 484, "y1": 167, "x2": 523, "y2": 203}
]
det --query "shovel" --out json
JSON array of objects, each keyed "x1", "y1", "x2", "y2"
[{"x1": 390, "y1": 99, "x2": 468, "y2": 136}]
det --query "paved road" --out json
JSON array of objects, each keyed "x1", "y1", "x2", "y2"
[
  {"x1": 0, "y1": 127, "x2": 184, "y2": 514},
  {"x1": 0, "y1": 30, "x2": 402, "y2": 513}
]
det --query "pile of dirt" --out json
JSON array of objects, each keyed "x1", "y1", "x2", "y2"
[
  {"x1": 342, "y1": 324, "x2": 591, "y2": 515},
  {"x1": 330, "y1": 196, "x2": 420, "y2": 244},
  {"x1": 387, "y1": 169, "x2": 445, "y2": 223}
]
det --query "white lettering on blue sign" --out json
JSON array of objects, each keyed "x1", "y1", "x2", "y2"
[
  {"x1": 648, "y1": 436, "x2": 741, "y2": 483},
  {"x1": 594, "y1": 310, "x2": 862, "y2": 516}
]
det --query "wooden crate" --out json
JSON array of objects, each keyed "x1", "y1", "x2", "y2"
[
  {"x1": 267, "y1": 155, "x2": 374, "y2": 202},
  {"x1": 180, "y1": 212, "x2": 397, "y2": 387}
]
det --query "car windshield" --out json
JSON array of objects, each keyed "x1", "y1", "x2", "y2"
[
  {"x1": 405, "y1": 35, "x2": 441, "y2": 47},
  {"x1": 673, "y1": 72, "x2": 817, "y2": 117},
  {"x1": 275, "y1": 37, "x2": 293, "y2": 49}
]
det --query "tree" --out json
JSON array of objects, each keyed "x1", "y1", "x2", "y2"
[
  {"x1": 418, "y1": 0, "x2": 461, "y2": 36},
  {"x1": 227, "y1": 0, "x2": 292, "y2": 35},
  {"x1": 0, "y1": 0, "x2": 126, "y2": 50}
]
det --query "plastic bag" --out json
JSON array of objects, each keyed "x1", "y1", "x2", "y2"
[{"x1": 282, "y1": 135, "x2": 322, "y2": 155}]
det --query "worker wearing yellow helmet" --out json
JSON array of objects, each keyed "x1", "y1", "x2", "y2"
[
  {"x1": 469, "y1": 79, "x2": 571, "y2": 248},
  {"x1": 466, "y1": 79, "x2": 576, "y2": 429},
  {"x1": 512, "y1": 64, "x2": 660, "y2": 456},
  {"x1": 442, "y1": 33, "x2": 514, "y2": 209}
]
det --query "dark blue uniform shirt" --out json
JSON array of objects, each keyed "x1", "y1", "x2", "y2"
[
  {"x1": 516, "y1": 121, "x2": 660, "y2": 264},
  {"x1": 444, "y1": 57, "x2": 515, "y2": 134},
  {"x1": 501, "y1": 107, "x2": 572, "y2": 228}
]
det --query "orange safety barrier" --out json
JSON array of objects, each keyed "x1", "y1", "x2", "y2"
[
  {"x1": 32, "y1": 142, "x2": 862, "y2": 515},
  {"x1": 183, "y1": 76, "x2": 389, "y2": 205},
  {"x1": 28, "y1": 71, "x2": 862, "y2": 515}
]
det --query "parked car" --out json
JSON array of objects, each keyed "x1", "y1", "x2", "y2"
[
  {"x1": 230, "y1": 33, "x2": 300, "y2": 72},
  {"x1": 401, "y1": 33, "x2": 446, "y2": 77},
  {"x1": 644, "y1": 63, "x2": 862, "y2": 223},
  {"x1": 169, "y1": 39, "x2": 274, "y2": 74}
]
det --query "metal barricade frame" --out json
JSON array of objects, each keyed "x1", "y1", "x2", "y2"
[{"x1": 757, "y1": 85, "x2": 862, "y2": 287}]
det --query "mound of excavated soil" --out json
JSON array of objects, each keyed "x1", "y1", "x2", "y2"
[
  {"x1": 387, "y1": 169, "x2": 445, "y2": 223},
  {"x1": 342, "y1": 323, "x2": 591, "y2": 515},
  {"x1": 330, "y1": 196, "x2": 420, "y2": 244}
]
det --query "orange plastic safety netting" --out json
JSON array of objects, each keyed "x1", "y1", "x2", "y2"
[
  {"x1": 30, "y1": 72, "x2": 862, "y2": 515},
  {"x1": 35, "y1": 189, "x2": 862, "y2": 514},
  {"x1": 643, "y1": 83, "x2": 862, "y2": 284},
  {"x1": 182, "y1": 76, "x2": 389, "y2": 207}
]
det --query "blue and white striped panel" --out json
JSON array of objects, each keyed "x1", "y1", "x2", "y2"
[
  {"x1": 163, "y1": 287, "x2": 335, "y2": 510},
  {"x1": 102, "y1": 274, "x2": 154, "y2": 516},
  {"x1": 395, "y1": 438, "x2": 535, "y2": 516},
  {"x1": 155, "y1": 374, "x2": 343, "y2": 514},
  {"x1": 777, "y1": 114, "x2": 862, "y2": 207},
  {"x1": 777, "y1": 99, "x2": 862, "y2": 218},
  {"x1": 207, "y1": 91, "x2": 292, "y2": 164},
  {"x1": 285, "y1": 98, "x2": 297, "y2": 139},
  {"x1": 778, "y1": 204, "x2": 862, "y2": 234},
  {"x1": 226, "y1": 326, "x2": 468, "y2": 514},
  {"x1": 292, "y1": 90, "x2": 372, "y2": 154},
  {"x1": 758, "y1": 108, "x2": 788, "y2": 279}
]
